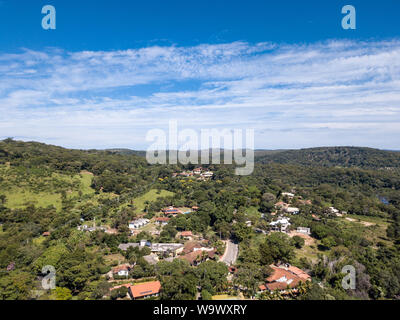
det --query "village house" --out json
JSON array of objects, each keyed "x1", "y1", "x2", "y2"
[
  {"x1": 129, "y1": 218, "x2": 150, "y2": 230},
  {"x1": 270, "y1": 217, "x2": 291, "y2": 233},
  {"x1": 182, "y1": 241, "x2": 203, "y2": 255},
  {"x1": 281, "y1": 192, "x2": 295, "y2": 198},
  {"x1": 201, "y1": 171, "x2": 214, "y2": 178},
  {"x1": 328, "y1": 207, "x2": 340, "y2": 216},
  {"x1": 118, "y1": 240, "x2": 183, "y2": 256},
  {"x1": 112, "y1": 264, "x2": 132, "y2": 277},
  {"x1": 143, "y1": 254, "x2": 159, "y2": 265},
  {"x1": 42, "y1": 231, "x2": 50, "y2": 237},
  {"x1": 296, "y1": 227, "x2": 311, "y2": 235},
  {"x1": 179, "y1": 249, "x2": 216, "y2": 266},
  {"x1": 179, "y1": 231, "x2": 193, "y2": 241},
  {"x1": 155, "y1": 217, "x2": 170, "y2": 226},
  {"x1": 129, "y1": 281, "x2": 161, "y2": 300},
  {"x1": 285, "y1": 207, "x2": 300, "y2": 215},
  {"x1": 259, "y1": 264, "x2": 311, "y2": 294},
  {"x1": 193, "y1": 167, "x2": 203, "y2": 175},
  {"x1": 162, "y1": 206, "x2": 181, "y2": 216}
]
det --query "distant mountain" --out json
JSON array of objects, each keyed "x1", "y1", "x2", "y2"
[
  {"x1": 254, "y1": 146, "x2": 400, "y2": 169},
  {"x1": 105, "y1": 148, "x2": 146, "y2": 157}
]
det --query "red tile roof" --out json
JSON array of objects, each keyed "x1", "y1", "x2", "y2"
[
  {"x1": 181, "y1": 231, "x2": 193, "y2": 237},
  {"x1": 155, "y1": 217, "x2": 170, "y2": 222},
  {"x1": 183, "y1": 241, "x2": 202, "y2": 254},
  {"x1": 265, "y1": 265, "x2": 310, "y2": 291},
  {"x1": 180, "y1": 250, "x2": 215, "y2": 265},
  {"x1": 129, "y1": 281, "x2": 161, "y2": 299}
]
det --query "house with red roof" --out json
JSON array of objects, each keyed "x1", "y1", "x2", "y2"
[
  {"x1": 155, "y1": 217, "x2": 170, "y2": 226},
  {"x1": 259, "y1": 264, "x2": 311, "y2": 294},
  {"x1": 129, "y1": 281, "x2": 161, "y2": 300},
  {"x1": 162, "y1": 206, "x2": 181, "y2": 216}
]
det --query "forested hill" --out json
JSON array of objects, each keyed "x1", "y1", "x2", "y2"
[
  {"x1": 0, "y1": 139, "x2": 148, "y2": 172},
  {"x1": 255, "y1": 147, "x2": 400, "y2": 169}
]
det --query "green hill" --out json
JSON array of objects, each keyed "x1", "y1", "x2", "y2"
[{"x1": 255, "y1": 146, "x2": 400, "y2": 169}]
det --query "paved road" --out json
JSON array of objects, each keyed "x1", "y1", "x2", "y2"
[{"x1": 221, "y1": 240, "x2": 239, "y2": 266}]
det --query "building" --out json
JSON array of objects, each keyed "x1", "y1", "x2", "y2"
[
  {"x1": 179, "y1": 249, "x2": 216, "y2": 266},
  {"x1": 143, "y1": 254, "x2": 159, "y2": 265},
  {"x1": 42, "y1": 231, "x2": 50, "y2": 237},
  {"x1": 285, "y1": 207, "x2": 300, "y2": 215},
  {"x1": 129, "y1": 218, "x2": 150, "y2": 230},
  {"x1": 193, "y1": 168, "x2": 202, "y2": 175},
  {"x1": 150, "y1": 243, "x2": 184, "y2": 255},
  {"x1": 328, "y1": 207, "x2": 340, "y2": 215},
  {"x1": 296, "y1": 227, "x2": 311, "y2": 235},
  {"x1": 259, "y1": 264, "x2": 311, "y2": 294},
  {"x1": 201, "y1": 171, "x2": 214, "y2": 178},
  {"x1": 112, "y1": 264, "x2": 132, "y2": 277},
  {"x1": 180, "y1": 231, "x2": 193, "y2": 240},
  {"x1": 281, "y1": 192, "x2": 295, "y2": 198},
  {"x1": 155, "y1": 217, "x2": 170, "y2": 226},
  {"x1": 129, "y1": 281, "x2": 161, "y2": 300},
  {"x1": 270, "y1": 217, "x2": 291, "y2": 233},
  {"x1": 162, "y1": 206, "x2": 181, "y2": 216},
  {"x1": 118, "y1": 241, "x2": 183, "y2": 256},
  {"x1": 182, "y1": 241, "x2": 203, "y2": 254}
]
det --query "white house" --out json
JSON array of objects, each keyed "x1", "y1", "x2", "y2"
[
  {"x1": 297, "y1": 227, "x2": 311, "y2": 235},
  {"x1": 282, "y1": 192, "x2": 295, "y2": 198},
  {"x1": 285, "y1": 207, "x2": 300, "y2": 215},
  {"x1": 270, "y1": 217, "x2": 291, "y2": 232},
  {"x1": 129, "y1": 218, "x2": 150, "y2": 230},
  {"x1": 201, "y1": 171, "x2": 214, "y2": 178},
  {"x1": 112, "y1": 264, "x2": 131, "y2": 277}
]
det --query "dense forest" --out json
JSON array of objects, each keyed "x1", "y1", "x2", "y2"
[{"x1": 1, "y1": 138, "x2": 400, "y2": 300}]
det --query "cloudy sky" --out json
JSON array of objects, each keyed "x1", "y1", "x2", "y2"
[{"x1": 0, "y1": 0, "x2": 399, "y2": 150}]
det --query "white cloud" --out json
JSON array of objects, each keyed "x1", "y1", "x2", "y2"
[{"x1": 0, "y1": 40, "x2": 400, "y2": 149}]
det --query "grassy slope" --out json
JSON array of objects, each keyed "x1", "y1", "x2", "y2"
[
  {"x1": 131, "y1": 189, "x2": 174, "y2": 213},
  {"x1": 0, "y1": 169, "x2": 95, "y2": 211}
]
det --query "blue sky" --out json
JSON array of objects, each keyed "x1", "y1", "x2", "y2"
[{"x1": 0, "y1": 0, "x2": 400, "y2": 149}]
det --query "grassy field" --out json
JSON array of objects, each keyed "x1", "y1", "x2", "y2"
[
  {"x1": 131, "y1": 189, "x2": 174, "y2": 213},
  {"x1": 1, "y1": 170, "x2": 95, "y2": 211},
  {"x1": 294, "y1": 239, "x2": 326, "y2": 263},
  {"x1": 338, "y1": 214, "x2": 390, "y2": 245}
]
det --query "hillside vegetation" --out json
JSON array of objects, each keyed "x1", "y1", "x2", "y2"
[
  {"x1": 1, "y1": 139, "x2": 400, "y2": 300},
  {"x1": 255, "y1": 146, "x2": 400, "y2": 169}
]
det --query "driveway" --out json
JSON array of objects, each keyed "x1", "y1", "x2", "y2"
[{"x1": 220, "y1": 239, "x2": 239, "y2": 266}]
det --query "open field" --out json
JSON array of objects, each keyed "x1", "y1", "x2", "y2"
[
  {"x1": 131, "y1": 189, "x2": 174, "y2": 213},
  {"x1": 0, "y1": 169, "x2": 95, "y2": 211}
]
